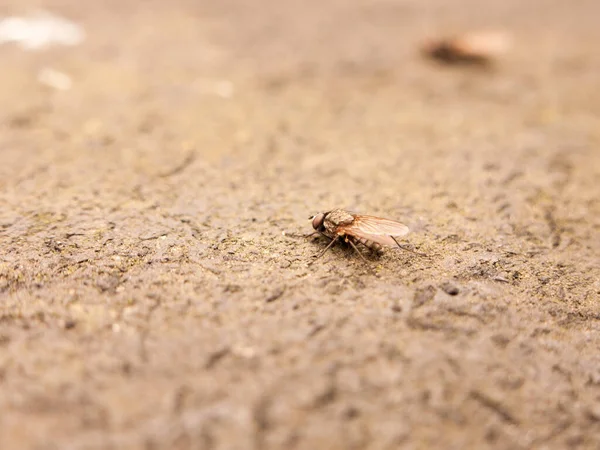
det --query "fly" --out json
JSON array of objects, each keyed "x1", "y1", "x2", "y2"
[{"x1": 308, "y1": 208, "x2": 420, "y2": 264}]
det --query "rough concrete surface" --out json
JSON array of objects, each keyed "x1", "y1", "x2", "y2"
[{"x1": 1, "y1": 0, "x2": 599, "y2": 449}]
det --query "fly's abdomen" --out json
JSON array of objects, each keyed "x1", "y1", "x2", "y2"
[{"x1": 355, "y1": 237, "x2": 383, "y2": 253}]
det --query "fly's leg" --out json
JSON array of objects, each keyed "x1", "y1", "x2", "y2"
[
  {"x1": 346, "y1": 237, "x2": 370, "y2": 263},
  {"x1": 308, "y1": 235, "x2": 339, "y2": 265},
  {"x1": 285, "y1": 231, "x2": 334, "y2": 240},
  {"x1": 391, "y1": 236, "x2": 429, "y2": 258},
  {"x1": 284, "y1": 231, "x2": 319, "y2": 239}
]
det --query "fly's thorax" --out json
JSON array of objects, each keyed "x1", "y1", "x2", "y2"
[{"x1": 324, "y1": 209, "x2": 354, "y2": 228}]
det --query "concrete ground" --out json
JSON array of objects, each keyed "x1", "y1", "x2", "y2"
[{"x1": 1, "y1": 0, "x2": 599, "y2": 448}]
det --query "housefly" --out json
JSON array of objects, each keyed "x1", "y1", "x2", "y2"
[{"x1": 308, "y1": 209, "x2": 415, "y2": 264}]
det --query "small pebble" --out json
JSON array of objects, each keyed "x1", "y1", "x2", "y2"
[
  {"x1": 440, "y1": 282, "x2": 460, "y2": 296},
  {"x1": 413, "y1": 285, "x2": 436, "y2": 307},
  {"x1": 587, "y1": 404, "x2": 600, "y2": 421},
  {"x1": 266, "y1": 287, "x2": 285, "y2": 303}
]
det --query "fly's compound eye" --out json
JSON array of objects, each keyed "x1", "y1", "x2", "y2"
[{"x1": 311, "y1": 212, "x2": 326, "y2": 232}]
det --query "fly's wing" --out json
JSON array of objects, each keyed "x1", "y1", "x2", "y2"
[{"x1": 339, "y1": 215, "x2": 410, "y2": 247}]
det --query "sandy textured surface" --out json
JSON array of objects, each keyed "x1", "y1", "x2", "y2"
[{"x1": 1, "y1": 0, "x2": 600, "y2": 448}]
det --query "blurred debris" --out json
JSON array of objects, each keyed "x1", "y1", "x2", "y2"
[
  {"x1": 265, "y1": 286, "x2": 285, "y2": 303},
  {"x1": 0, "y1": 11, "x2": 84, "y2": 50},
  {"x1": 421, "y1": 30, "x2": 511, "y2": 66},
  {"x1": 63, "y1": 319, "x2": 77, "y2": 330},
  {"x1": 413, "y1": 285, "x2": 436, "y2": 308},
  {"x1": 158, "y1": 149, "x2": 196, "y2": 178},
  {"x1": 38, "y1": 68, "x2": 72, "y2": 90}
]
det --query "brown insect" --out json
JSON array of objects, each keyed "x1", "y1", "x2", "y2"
[{"x1": 308, "y1": 209, "x2": 412, "y2": 264}]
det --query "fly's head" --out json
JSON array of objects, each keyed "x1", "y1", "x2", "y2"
[{"x1": 310, "y1": 212, "x2": 327, "y2": 233}]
